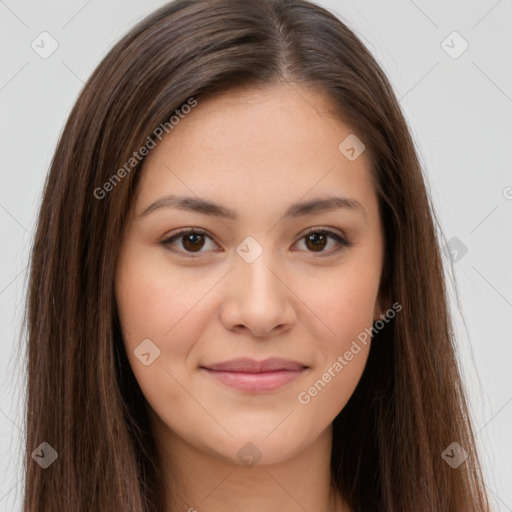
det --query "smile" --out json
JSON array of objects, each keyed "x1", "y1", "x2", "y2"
[{"x1": 200, "y1": 368, "x2": 307, "y2": 392}]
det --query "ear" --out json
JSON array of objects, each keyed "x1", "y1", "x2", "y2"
[
  {"x1": 374, "y1": 243, "x2": 393, "y2": 321},
  {"x1": 373, "y1": 287, "x2": 390, "y2": 321},
  {"x1": 373, "y1": 297, "x2": 383, "y2": 322}
]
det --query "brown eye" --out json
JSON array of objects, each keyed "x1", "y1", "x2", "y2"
[
  {"x1": 295, "y1": 229, "x2": 351, "y2": 256},
  {"x1": 161, "y1": 229, "x2": 218, "y2": 257},
  {"x1": 181, "y1": 232, "x2": 206, "y2": 252},
  {"x1": 161, "y1": 227, "x2": 351, "y2": 259},
  {"x1": 305, "y1": 232, "x2": 328, "y2": 252}
]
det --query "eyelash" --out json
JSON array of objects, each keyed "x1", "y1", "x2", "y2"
[{"x1": 160, "y1": 227, "x2": 353, "y2": 258}]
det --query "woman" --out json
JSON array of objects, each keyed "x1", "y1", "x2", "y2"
[{"x1": 23, "y1": 0, "x2": 491, "y2": 510}]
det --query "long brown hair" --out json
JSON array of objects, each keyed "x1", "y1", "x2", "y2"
[{"x1": 22, "y1": 0, "x2": 491, "y2": 510}]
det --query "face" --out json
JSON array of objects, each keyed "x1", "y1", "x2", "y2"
[{"x1": 115, "y1": 83, "x2": 384, "y2": 466}]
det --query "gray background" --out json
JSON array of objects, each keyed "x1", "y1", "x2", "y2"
[{"x1": 1, "y1": 0, "x2": 511, "y2": 510}]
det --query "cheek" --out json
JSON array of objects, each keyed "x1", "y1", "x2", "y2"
[
  {"x1": 295, "y1": 275, "x2": 376, "y2": 418},
  {"x1": 115, "y1": 244, "x2": 214, "y2": 337},
  {"x1": 295, "y1": 263, "x2": 378, "y2": 413},
  {"x1": 296, "y1": 346, "x2": 369, "y2": 425},
  {"x1": 114, "y1": 248, "x2": 219, "y2": 384},
  {"x1": 304, "y1": 264, "x2": 380, "y2": 347},
  {"x1": 114, "y1": 254, "x2": 215, "y2": 426}
]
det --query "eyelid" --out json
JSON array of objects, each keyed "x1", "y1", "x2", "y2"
[
  {"x1": 297, "y1": 226, "x2": 349, "y2": 244},
  {"x1": 160, "y1": 226, "x2": 352, "y2": 258},
  {"x1": 292, "y1": 226, "x2": 353, "y2": 257},
  {"x1": 160, "y1": 228, "x2": 219, "y2": 258}
]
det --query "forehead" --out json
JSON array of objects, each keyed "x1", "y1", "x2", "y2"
[{"x1": 134, "y1": 83, "x2": 377, "y2": 223}]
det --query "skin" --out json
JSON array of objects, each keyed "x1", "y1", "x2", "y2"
[{"x1": 115, "y1": 82, "x2": 385, "y2": 512}]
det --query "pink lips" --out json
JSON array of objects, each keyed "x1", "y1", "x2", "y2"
[{"x1": 200, "y1": 357, "x2": 308, "y2": 392}]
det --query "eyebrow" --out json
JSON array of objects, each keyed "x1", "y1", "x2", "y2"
[{"x1": 140, "y1": 194, "x2": 367, "y2": 222}]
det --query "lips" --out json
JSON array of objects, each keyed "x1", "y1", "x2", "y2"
[
  {"x1": 199, "y1": 358, "x2": 309, "y2": 392},
  {"x1": 201, "y1": 357, "x2": 308, "y2": 373}
]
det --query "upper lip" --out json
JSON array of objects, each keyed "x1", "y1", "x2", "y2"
[{"x1": 201, "y1": 358, "x2": 308, "y2": 373}]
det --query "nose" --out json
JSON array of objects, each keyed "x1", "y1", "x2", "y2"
[{"x1": 219, "y1": 250, "x2": 297, "y2": 338}]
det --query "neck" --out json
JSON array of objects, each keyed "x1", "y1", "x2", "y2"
[{"x1": 148, "y1": 409, "x2": 348, "y2": 512}]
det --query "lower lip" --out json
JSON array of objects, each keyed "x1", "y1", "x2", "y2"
[{"x1": 201, "y1": 368, "x2": 306, "y2": 392}]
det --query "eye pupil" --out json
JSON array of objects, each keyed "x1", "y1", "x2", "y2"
[
  {"x1": 182, "y1": 233, "x2": 205, "y2": 252},
  {"x1": 306, "y1": 232, "x2": 327, "y2": 252},
  {"x1": 164, "y1": 229, "x2": 343, "y2": 257}
]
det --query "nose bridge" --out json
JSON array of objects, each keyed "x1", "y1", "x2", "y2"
[
  {"x1": 221, "y1": 234, "x2": 295, "y2": 335},
  {"x1": 234, "y1": 235, "x2": 281, "y2": 297}
]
